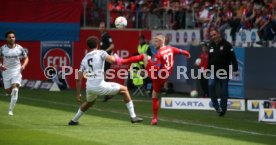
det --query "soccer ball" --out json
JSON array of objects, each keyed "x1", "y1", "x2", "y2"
[
  {"x1": 195, "y1": 58, "x2": 201, "y2": 66},
  {"x1": 115, "y1": 16, "x2": 127, "y2": 29},
  {"x1": 190, "y1": 90, "x2": 198, "y2": 97}
]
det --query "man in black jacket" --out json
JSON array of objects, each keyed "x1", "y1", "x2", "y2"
[{"x1": 208, "y1": 30, "x2": 239, "y2": 116}]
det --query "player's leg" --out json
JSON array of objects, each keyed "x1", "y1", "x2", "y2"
[
  {"x1": 8, "y1": 83, "x2": 20, "y2": 116},
  {"x1": 120, "y1": 85, "x2": 135, "y2": 116},
  {"x1": 3, "y1": 77, "x2": 12, "y2": 95},
  {"x1": 7, "y1": 75, "x2": 21, "y2": 115},
  {"x1": 150, "y1": 82, "x2": 162, "y2": 125},
  {"x1": 69, "y1": 91, "x2": 97, "y2": 125},
  {"x1": 103, "y1": 82, "x2": 143, "y2": 123},
  {"x1": 143, "y1": 59, "x2": 162, "y2": 125},
  {"x1": 5, "y1": 88, "x2": 12, "y2": 95},
  {"x1": 3, "y1": 79, "x2": 13, "y2": 115},
  {"x1": 115, "y1": 53, "x2": 149, "y2": 65}
]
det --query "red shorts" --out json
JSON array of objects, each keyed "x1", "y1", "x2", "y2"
[{"x1": 145, "y1": 60, "x2": 169, "y2": 93}]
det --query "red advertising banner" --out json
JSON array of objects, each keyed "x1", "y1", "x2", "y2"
[{"x1": 0, "y1": 0, "x2": 82, "y2": 23}]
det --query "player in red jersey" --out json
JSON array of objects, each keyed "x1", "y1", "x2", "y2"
[{"x1": 115, "y1": 34, "x2": 190, "y2": 125}]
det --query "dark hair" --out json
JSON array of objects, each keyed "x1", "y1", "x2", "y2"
[
  {"x1": 86, "y1": 36, "x2": 99, "y2": 49},
  {"x1": 5, "y1": 31, "x2": 16, "y2": 38}
]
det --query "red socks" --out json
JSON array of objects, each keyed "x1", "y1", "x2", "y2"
[
  {"x1": 152, "y1": 98, "x2": 159, "y2": 119},
  {"x1": 122, "y1": 54, "x2": 144, "y2": 64}
]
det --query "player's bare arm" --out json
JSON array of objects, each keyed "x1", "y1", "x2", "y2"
[
  {"x1": 21, "y1": 56, "x2": 29, "y2": 70},
  {"x1": 0, "y1": 55, "x2": 6, "y2": 71},
  {"x1": 105, "y1": 43, "x2": 114, "y2": 53},
  {"x1": 105, "y1": 55, "x2": 116, "y2": 64}
]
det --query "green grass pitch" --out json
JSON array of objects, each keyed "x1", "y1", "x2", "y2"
[{"x1": 0, "y1": 88, "x2": 276, "y2": 145}]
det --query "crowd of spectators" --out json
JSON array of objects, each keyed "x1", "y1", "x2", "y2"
[{"x1": 83, "y1": 0, "x2": 276, "y2": 44}]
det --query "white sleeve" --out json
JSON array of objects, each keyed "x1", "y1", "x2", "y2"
[
  {"x1": 21, "y1": 47, "x2": 27, "y2": 58},
  {"x1": 100, "y1": 50, "x2": 108, "y2": 60},
  {"x1": 79, "y1": 57, "x2": 87, "y2": 72},
  {"x1": 17, "y1": 44, "x2": 27, "y2": 58}
]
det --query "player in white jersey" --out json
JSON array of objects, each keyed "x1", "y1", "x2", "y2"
[
  {"x1": 0, "y1": 31, "x2": 29, "y2": 115},
  {"x1": 68, "y1": 36, "x2": 143, "y2": 125}
]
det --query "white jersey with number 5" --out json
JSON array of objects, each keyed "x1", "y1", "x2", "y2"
[
  {"x1": 0, "y1": 44, "x2": 27, "y2": 79},
  {"x1": 79, "y1": 50, "x2": 108, "y2": 88}
]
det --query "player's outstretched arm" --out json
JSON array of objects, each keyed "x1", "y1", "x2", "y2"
[
  {"x1": 76, "y1": 71, "x2": 83, "y2": 103},
  {"x1": 172, "y1": 47, "x2": 191, "y2": 58},
  {"x1": 105, "y1": 55, "x2": 116, "y2": 64}
]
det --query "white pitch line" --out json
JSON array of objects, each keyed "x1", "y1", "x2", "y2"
[{"x1": 18, "y1": 96, "x2": 276, "y2": 137}]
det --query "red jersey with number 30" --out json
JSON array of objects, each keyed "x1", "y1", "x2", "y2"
[{"x1": 153, "y1": 46, "x2": 187, "y2": 75}]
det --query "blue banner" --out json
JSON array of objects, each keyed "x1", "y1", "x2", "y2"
[
  {"x1": 0, "y1": 22, "x2": 80, "y2": 41},
  {"x1": 228, "y1": 47, "x2": 245, "y2": 98}
]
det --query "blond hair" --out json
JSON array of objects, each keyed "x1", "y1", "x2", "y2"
[{"x1": 153, "y1": 34, "x2": 165, "y2": 44}]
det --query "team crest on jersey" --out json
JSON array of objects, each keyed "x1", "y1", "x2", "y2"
[{"x1": 40, "y1": 41, "x2": 73, "y2": 70}]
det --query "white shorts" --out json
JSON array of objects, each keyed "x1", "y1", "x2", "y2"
[
  {"x1": 3, "y1": 74, "x2": 22, "y2": 89},
  {"x1": 86, "y1": 82, "x2": 121, "y2": 102}
]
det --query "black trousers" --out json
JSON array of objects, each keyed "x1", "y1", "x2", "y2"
[{"x1": 200, "y1": 76, "x2": 209, "y2": 97}]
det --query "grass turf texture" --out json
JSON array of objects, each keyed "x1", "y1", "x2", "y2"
[{"x1": 0, "y1": 88, "x2": 276, "y2": 145}]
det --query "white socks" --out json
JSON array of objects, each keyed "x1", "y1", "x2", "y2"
[
  {"x1": 9, "y1": 88, "x2": 19, "y2": 112},
  {"x1": 126, "y1": 101, "x2": 136, "y2": 118},
  {"x1": 71, "y1": 101, "x2": 136, "y2": 122},
  {"x1": 72, "y1": 108, "x2": 84, "y2": 122}
]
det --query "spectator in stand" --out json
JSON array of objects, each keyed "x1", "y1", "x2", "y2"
[
  {"x1": 216, "y1": 5, "x2": 231, "y2": 37},
  {"x1": 183, "y1": 0, "x2": 197, "y2": 29},
  {"x1": 197, "y1": 1, "x2": 212, "y2": 41},
  {"x1": 240, "y1": 3, "x2": 254, "y2": 30},
  {"x1": 255, "y1": 4, "x2": 275, "y2": 46},
  {"x1": 138, "y1": 2, "x2": 150, "y2": 28},
  {"x1": 206, "y1": 5, "x2": 218, "y2": 35},
  {"x1": 148, "y1": 0, "x2": 164, "y2": 29},
  {"x1": 170, "y1": 0, "x2": 186, "y2": 30},
  {"x1": 228, "y1": 12, "x2": 241, "y2": 46}
]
